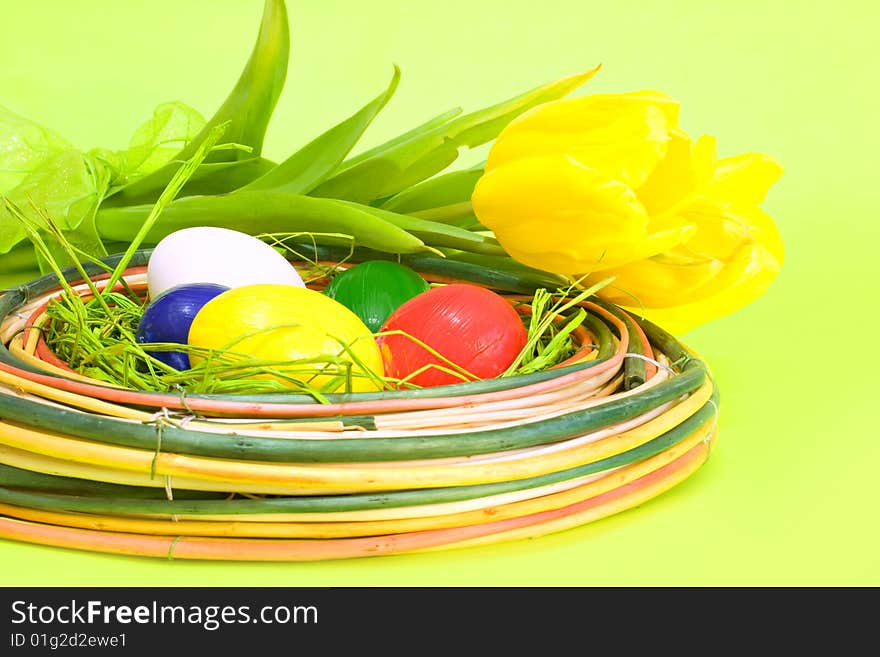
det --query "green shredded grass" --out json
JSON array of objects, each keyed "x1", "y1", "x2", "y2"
[
  {"x1": 504, "y1": 276, "x2": 612, "y2": 377},
  {"x1": 258, "y1": 231, "x2": 357, "y2": 284}
]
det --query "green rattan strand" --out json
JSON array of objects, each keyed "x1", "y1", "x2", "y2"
[
  {"x1": 0, "y1": 464, "x2": 225, "y2": 500},
  {"x1": 601, "y1": 302, "x2": 648, "y2": 390},
  {"x1": 0, "y1": 358, "x2": 705, "y2": 462},
  {"x1": 0, "y1": 397, "x2": 715, "y2": 516}
]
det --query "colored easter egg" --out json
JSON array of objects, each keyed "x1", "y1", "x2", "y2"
[
  {"x1": 376, "y1": 284, "x2": 527, "y2": 388},
  {"x1": 136, "y1": 283, "x2": 229, "y2": 370},
  {"x1": 324, "y1": 260, "x2": 430, "y2": 333},
  {"x1": 188, "y1": 284, "x2": 384, "y2": 392},
  {"x1": 147, "y1": 226, "x2": 305, "y2": 299}
]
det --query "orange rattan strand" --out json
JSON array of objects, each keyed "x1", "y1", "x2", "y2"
[
  {"x1": 626, "y1": 308, "x2": 658, "y2": 380},
  {"x1": 0, "y1": 442, "x2": 707, "y2": 561}
]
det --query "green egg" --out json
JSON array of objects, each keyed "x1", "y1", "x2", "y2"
[{"x1": 324, "y1": 261, "x2": 430, "y2": 333}]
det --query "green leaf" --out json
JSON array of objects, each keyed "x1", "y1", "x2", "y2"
[
  {"x1": 334, "y1": 200, "x2": 506, "y2": 256},
  {"x1": 95, "y1": 191, "x2": 433, "y2": 256},
  {"x1": 427, "y1": 214, "x2": 485, "y2": 231},
  {"x1": 374, "y1": 142, "x2": 460, "y2": 198},
  {"x1": 0, "y1": 150, "x2": 111, "y2": 258},
  {"x1": 103, "y1": 0, "x2": 290, "y2": 202},
  {"x1": 0, "y1": 105, "x2": 72, "y2": 193},
  {"x1": 242, "y1": 66, "x2": 401, "y2": 194},
  {"x1": 312, "y1": 140, "x2": 459, "y2": 206},
  {"x1": 178, "y1": 0, "x2": 289, "y2": 163},
  {"x1": 380, "y1": 167, "x2": 484, "y2": 213},
  {"x1": 100, "y1": 157, "x2": 276, "y2": 208},
  {"x1": 340, "y1": 108, "x2": 463, "y2": 170},
  {"x1": 310, "y1": 67, "x2": 599, "y2": 204}
]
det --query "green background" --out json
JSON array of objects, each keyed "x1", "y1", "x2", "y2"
[{"x1": 0, "y1": 0, "x2": 876, "y2": 585}]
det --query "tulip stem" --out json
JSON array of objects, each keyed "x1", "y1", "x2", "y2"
[{"x1": 410, "y1": 202, "x2": 477, "y2": 223}]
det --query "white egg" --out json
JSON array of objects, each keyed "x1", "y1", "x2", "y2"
[{"x1": 147, "y1": 227, "x2": 305, "y2": 299}]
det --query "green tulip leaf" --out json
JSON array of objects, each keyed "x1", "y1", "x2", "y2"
[
  {"x1": 101, "y1": 157, "x2": 276, "y2": 208},
  {"x1": 103, "y1": 0, "x2": 289, "y2": 204},
  {"x1": 242, "y1": 66, "x2": 401, "y2": 195},
  {"x1": 334, "y1": 200, "x2": 505, "y2": 255},
  {"x1": 176, "y1": 0, "x2": 289, "y2": 164},
  {"x1": 310, "y1": 69, "x2": 597, "y2": 204},
  {"x1": 380, "y1": 166, "x2": 484, "y2": 214},
  {"x1": 339, "y1": 108, "x2": 463, "y2": 170}
]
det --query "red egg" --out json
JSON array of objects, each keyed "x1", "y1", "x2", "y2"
[{"x1": 377, "y1": 284, "x2": 527, "y2": 388}]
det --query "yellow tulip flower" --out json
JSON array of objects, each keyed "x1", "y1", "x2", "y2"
[{"x1": 471, "y1": 89, "x2": 783, "y2": 333}]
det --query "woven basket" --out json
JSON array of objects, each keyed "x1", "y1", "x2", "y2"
[{"x1": 0, "y1": 250, "x2": 717, "y2": 561}]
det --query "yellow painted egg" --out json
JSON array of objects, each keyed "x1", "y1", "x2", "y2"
[{"x1": 188, "y1": 284, "x2": 384, "y2": 393}]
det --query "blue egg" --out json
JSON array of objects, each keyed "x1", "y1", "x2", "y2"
[{"x1": 136, "y1": 283, "x2": 229, "y2": 370}]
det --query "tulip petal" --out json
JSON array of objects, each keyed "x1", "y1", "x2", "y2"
[
  {"x1": 679, "y1": 201, "x2": 754, "y2": 260},
  {"x1": 705, "y1": 152, "x2": 783, "y2": 207},
  {"x1": 681, "y1": 200, "x2": 785, "y2": 264},
  {"x1": 581, "y1": 214, "x2": 704, "y2": 306},
  {"x1": 486, "y1": 92, "x2": 680, "y2": 189},
  {"x1": 499, "y1": 90, "x2": 680, "y2": 135},
  {"x1": 742, "y1": 206, "x2": 784, "y2": 265},
  {"x1": 472, "y1": 154, "x2": 653, "y2": 274},
  {"x1": 592, "y1": 251, "x2": 724, "y2": 309},
  {"x1": 598, "y1": 197, "x2": 785, "y2": 311},
  {"x1": 637, "y1": 129, "x2": 699, "y2": 214},
  {"x1": 693, "y1": 135, "x2": 717, "y2": 183},
  {"x1": 621, "y1": 241, "x2": 782, "y2": 334}
]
